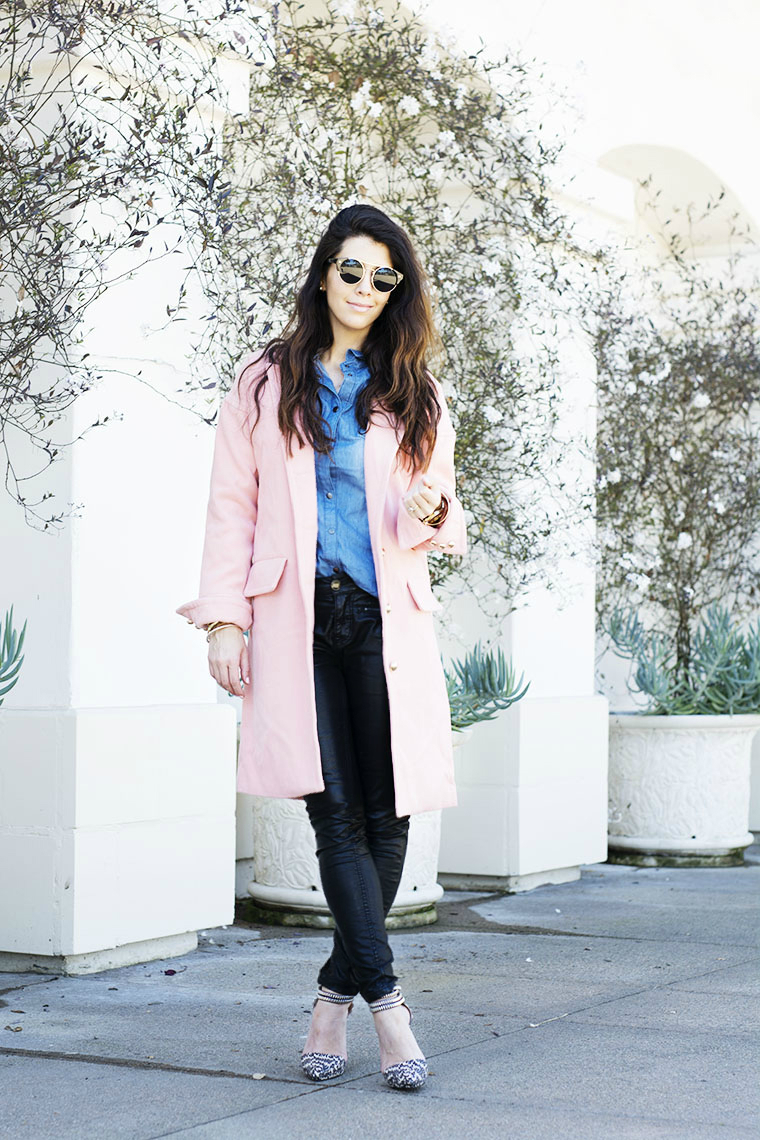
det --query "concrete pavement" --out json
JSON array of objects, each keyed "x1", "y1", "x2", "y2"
[{"x1": 1, "y1": 847, "x2": 758, "y2": 1139}]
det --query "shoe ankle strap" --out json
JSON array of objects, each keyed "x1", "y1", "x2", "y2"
[
  {"x1": 316, "y1": 986, "x2": 355, "y2": 1006},
  {"x1": 368, "y1": 987, "x2": 405, "y2": 1014}
]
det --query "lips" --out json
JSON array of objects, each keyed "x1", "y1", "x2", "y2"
[{"x1": 347, "y1": 301, "x2": 372, "y2": 312}]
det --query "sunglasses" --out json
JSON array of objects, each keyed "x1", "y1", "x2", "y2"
[{"x1": 327, "y1": 257, "x2": 404, "y2": 294}]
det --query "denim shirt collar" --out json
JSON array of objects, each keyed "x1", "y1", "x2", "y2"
[{"x1": 315, "y1": 348, "x2": 369, "y2": 399}]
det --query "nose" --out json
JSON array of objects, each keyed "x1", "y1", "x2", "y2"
[{"x1": 355, "y1": 271, "x2": 372, "y2": 297}]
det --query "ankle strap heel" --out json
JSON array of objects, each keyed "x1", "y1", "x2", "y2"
[
  {"x1": 314, "y1": 985, "x2": 355, "y2": 1012},
  {"x1": 300, "y1": 986, "x2": 356, "y2": 1083},
  {"x1": 369, "y1": 987, "x2": 428, "y2": 1091},
  {"x1": 368, "y1": 986, "x2": 408, "y2": 1018}
]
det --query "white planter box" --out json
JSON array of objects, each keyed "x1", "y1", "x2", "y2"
[
  {"x1": 608, "y1": 713, "x2": 759, "y2": 866},
  {"x1": 244, "y1": 798, "x2": 442, "y2": 928}
]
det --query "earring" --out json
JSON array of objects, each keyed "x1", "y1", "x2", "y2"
[{"x1": 319, "y1": 283, "x2": 325, "y2": 291}]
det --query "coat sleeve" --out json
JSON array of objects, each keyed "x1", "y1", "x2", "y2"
[
  {"x1": 395, "y1": 377, "x2": 468, "y2": 556},
  {"x1": 176, "y1": 390, "x2": 259, "y2": 632}
]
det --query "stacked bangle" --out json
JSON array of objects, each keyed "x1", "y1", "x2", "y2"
[
  {"x1": 421, "y1": 493, "x2": 449, "y2": 528},
  {"x1": 205, "y1": 621, "x2": 241, "y2": 642}
]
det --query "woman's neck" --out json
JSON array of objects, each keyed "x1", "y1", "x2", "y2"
[{"x1": 321, "y1": 332, "x2": 365, "y2": 369}]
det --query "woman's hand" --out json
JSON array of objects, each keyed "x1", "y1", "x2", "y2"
[
  {"x1": 208, "y1": 625, "x2": 249, "y2": 697},
  {"x1": 402, "y1": 476, "x2": 442, "y2": 522}
]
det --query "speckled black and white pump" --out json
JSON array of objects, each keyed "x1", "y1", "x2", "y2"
[
  {"x1": 299, "y1": 1050, "x2": 347, "y2": 1082},
  {"x1": 381, "y1": 1057, "x2": 428, "y2": 1091},
  {"x1": 300, "y1": 986, "x2": 355, "y2": 1082},
  {"x1": 369, "y1": 987, "x2": 428, "y2": 1091}
]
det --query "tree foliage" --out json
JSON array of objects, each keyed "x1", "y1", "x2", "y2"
[
  {"x1": 594, "y1": 198, "x2": 760, "y2": 673},
  {"x1": 1, "y1": 0, "x2": 602, "y2": 616}
]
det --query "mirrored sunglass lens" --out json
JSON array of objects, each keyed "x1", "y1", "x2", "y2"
[
  {"x1": 373, "y1": 268, "x2": 398, "y2": 292},
  {"x1": 337, "y1": 258, "x2": 363, "y2": 283}
]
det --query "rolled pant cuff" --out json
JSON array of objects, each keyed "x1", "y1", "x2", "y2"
[{"x1": 318, "y1": 971, "x2": 397, "y2": 1005}]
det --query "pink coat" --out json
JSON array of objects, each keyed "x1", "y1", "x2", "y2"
[{"x1": 177, "y1": 353, "x2": 468, "y2": 816}]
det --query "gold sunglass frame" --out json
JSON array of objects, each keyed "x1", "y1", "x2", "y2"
[{"x1": 326, "y1": 257, "x2": 404, "y2": 293}]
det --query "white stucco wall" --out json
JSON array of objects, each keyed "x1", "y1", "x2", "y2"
[
  {"x1": 3, "y1": 3, "x2": 758, "y2": 969},
  {"x1": 419, "y1": 0, "x2": 760, "y2": 834}
]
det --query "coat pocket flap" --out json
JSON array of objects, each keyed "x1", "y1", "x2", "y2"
[
  {"x1": 244, "y1": 556, "x2": 287, "y2": 597},
  {"x1": 407, "y1": 578, "x2": 442, "y2": 612}
]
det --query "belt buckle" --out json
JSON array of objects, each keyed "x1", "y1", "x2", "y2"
[{"x1": 330, "y1": 577, "x2": 341, "y2": 591}]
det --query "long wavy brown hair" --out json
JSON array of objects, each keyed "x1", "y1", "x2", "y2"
[{"x1": 236, "y1": 204, "x2": 441, "y2": 470}]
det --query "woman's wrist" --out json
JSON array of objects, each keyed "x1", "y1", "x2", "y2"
[{"x1": 205, "y1": 621, "x2": 243, "y2": 642}]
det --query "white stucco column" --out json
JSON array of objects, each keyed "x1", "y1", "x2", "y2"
[
  {"x1": 0, "y1": 41, "x2": 250, "y2": 974},
  {"x1": 438, "y1": 322, "x2": 609, "y2": 890}
]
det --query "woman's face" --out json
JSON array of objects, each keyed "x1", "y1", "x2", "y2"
[{"x1": 321, "y1": 234, "x2": 396, "y2": 342}]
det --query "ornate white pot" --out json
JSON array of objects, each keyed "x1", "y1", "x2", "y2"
[
  {"x1": 608, "y1": 713, "x2": 760, "y2": 866},
  {"x1": 246, "y1": 799, "x2": 443, "y2": 928}
]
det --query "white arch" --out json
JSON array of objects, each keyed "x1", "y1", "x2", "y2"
[{"x1": 599, "y1": 143, "x2": 759, "y2": 254}]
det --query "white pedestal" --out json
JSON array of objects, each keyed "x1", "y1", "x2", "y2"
[
  {"x1": 244, "y1": 797, "x2": 442, "y2": 928},
  {"x1": 437, "y1": 322, "x2": 608, "y2": 889},
  {"x1": 0, "y1": 705, "x2": 236, "y2": 973},
  {"x1": 608, "y1": 713, "x2": 758, "y2": 866},
  {"x1": 439, "y1": 695, "x2": 609, "y2": 890}
]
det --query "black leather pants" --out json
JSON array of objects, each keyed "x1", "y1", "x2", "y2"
[{"x1": 303, "y1": 572, "x2": 410, "y2": 1004}]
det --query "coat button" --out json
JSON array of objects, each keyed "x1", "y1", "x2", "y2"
[
  {"x1": 448, "y1": 541, "x2": 455, "y2": 547},
  {"x1": 326, "y1": 492, "x2": 333, "y2": 499},
  {"x1": 389, "y1": 661, "x2": 398, "y2": 670},
  {"x1": 385, "y1": 604, "x2": 391, "y2": 613}
]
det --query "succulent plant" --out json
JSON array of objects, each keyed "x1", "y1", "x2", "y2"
[
  {"x1": 1, "y1": 606, "x2": 27, "y2": 706},
  {"x1": 605, "y1": 603, "x2": 760, "y2": 716},
  {"x1": 445, "y1": 641, "x2": 530, "y2": 731}
]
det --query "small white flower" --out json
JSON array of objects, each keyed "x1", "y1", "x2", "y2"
[
  {"x1": 607, "y1": 469, "x2": 621, "y2": 484},
  {"x1": 420, "y1": 40, "x2": 440, "y2": 70},
  {"x1": 638, "y1": 371, "x2": 656, "y2": 385},
  {"x1": 335, "y1": 0, "x2": 356, "y2": 16},
  {"x1": 624, "y1": 380, "x2": 637, "y2": 395},
  {"x1": 421, "y1": 88, "x2": 438, "y2": 107},
  {"x1": 437, "y1": 129, "x2": 456, "y2": 149},
  {"x1": 669, "y1": 447, "x2": 683, "y2": 462},
  {"x1": 692, "y1": 391, "x2": 710, "y2": 409},
  {"x1": 676, "y1": 532, "x2": 692, "y2": 550},
  {"x1": 398, "y1": 95, "x2": 420, "y2": 116},
  {"x1": 350, "y1": 79, "x2": 372, "y2": 112},
  {"x1": 712, "y1": 500, "x2": 726, "y2": 515},
  {"x1": 367, "y1": 101, "x2": 383, "y2": 119},
  {"x1": 483, "y1": 405, "x2": 502, "y2": 424},
  {"x1": 368, "y1": 8, "x2": 384, "y2": 27},
  {"x1": 481, "y1": 258, "x2": 501, "y2": 279}
]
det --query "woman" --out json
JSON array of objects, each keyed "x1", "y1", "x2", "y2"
[{"x1": 177, "y1": 204, "x2": 467, "y2": 1091}]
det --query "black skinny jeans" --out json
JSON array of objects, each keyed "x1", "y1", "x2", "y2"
[{"x1": 303, "y1": 572, "x2": 410, "y2": 1004}]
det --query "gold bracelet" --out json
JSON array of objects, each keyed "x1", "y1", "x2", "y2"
[
  {"x1": 421, "y1": 494, "x2": 448, "y2": 527},
  {"x1": 205, "y1": 622, "x2": 240, "y2": 642}
]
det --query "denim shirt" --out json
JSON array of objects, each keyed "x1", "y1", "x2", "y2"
[{"x1": 314, "y1": 349, "x2": 378, "y2": 597}]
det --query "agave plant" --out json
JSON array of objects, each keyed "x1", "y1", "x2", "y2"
[
  {"x1": 1, "y1": 607, "x2": 27, "y2": 706},
  {"x1": 445, "y1": 642, "x2": 530, "y2": 731},
  {"x1": 605, "y1": 604, "x2": 760, "y2": 716}
]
